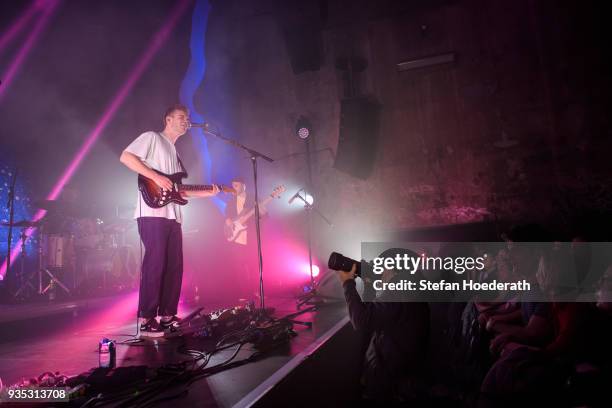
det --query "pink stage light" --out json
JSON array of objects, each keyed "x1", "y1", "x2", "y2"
[
  {"x1": 0, "y1": 0, "x2": 193, "y2": 280},
  {"x1": 0, "y1": 0, "x2": 42, "y2": 54},
  {"x1": 0, "y1": 0, "x2": 50, "y2": 52},
  {"x1": 82, "y1": 291, "x2": 139, "y2": 327},
  {"x1": 0, "y1": 0, "x2": 59, "y2": 102},
  {"x1": 80, "y1": 290, "x2": 188, "y2": 329}
]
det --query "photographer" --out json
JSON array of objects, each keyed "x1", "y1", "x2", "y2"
[{"x1": 334, "y1": 248, "x2": 430, "y2": 402}]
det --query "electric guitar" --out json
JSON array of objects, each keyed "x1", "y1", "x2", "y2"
[
  {"x1": 224, "y1": 185, "x2": 286, "y2": 242},
  {"x1": 138, "y1": 170, "x2": 234, "y2": 208}
]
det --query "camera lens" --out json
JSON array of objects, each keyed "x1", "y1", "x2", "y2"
[{"x1": 328, "y1": 252, "x2": 361, "y2": 276}]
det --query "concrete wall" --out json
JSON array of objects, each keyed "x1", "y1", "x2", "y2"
[{"x1": 200, "y1": 0, "x2": 612, "y2": 236}]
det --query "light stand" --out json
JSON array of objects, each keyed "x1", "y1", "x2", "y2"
[
  {"x1": 293, "y1": 191, "x2": 333, "y2": 309},
  {"x1": 281, "y1": 121, "x2": 336, "y2": 309}
]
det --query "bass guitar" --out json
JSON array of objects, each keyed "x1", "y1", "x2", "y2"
[{"x1": 224, "y1": 185, "x2": 285, "y2": 242}]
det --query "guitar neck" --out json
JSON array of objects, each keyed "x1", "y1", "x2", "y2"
[
  {"x1": 240, "y1": 195, "x2": 275, "y2": 221},
  {"x1": 178, "y1": 184, "x2": 217, "y2": 192}
]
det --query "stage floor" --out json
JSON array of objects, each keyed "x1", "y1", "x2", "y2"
[{"x1": 0, "y1": 292, "x2": 348, "y2": 407}]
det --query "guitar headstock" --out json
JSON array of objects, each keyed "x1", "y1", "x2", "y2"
[{"x1": 270, "y1": 185, "x2": 286, "y2": 198}]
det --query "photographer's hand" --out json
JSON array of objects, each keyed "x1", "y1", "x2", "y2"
[{"x1": 336, "y1": 263, "x2": 357, "y2": 285}]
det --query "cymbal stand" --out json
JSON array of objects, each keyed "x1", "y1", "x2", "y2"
[
  {"x1": 41, "y1": 271, "x2": 71, "y2": 297},
  {"x1": 5, "y1": 169, "x2": 17, "y2": 289},
  {"x1": 13, "y1": 228, "x2": 35, "y2": 298}
]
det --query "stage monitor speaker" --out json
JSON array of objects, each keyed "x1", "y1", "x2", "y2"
[{"x1": 334, "y1": 97, "x2": 380, "y2": 179}]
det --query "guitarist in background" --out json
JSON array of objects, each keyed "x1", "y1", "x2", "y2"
[
  {"x1": 120, "y1": 104, "x2": 219, "y2": 336},
  {"x1": 225, "y1": 178, "x2": 267, "y2": 246},
  {"x1": 224, "y1": 177, "x2": 266, "y2": 299}
]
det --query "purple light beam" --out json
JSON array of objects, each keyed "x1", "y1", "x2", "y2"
[
  {"x1": 0, "y1": 0, "x2": 45, "y2": 55},
  {"x1": 0, "y1": 0, "x2": 193, "y2": 280},
  {"x1": 0, "y1": 0, "x2": 59, "y2": 102}
]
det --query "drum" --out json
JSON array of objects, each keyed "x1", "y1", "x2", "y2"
[
  {"x1": 76, "y1": 246, "x2": 137, "y2": 291},
  {"x1": 72, "y1": 217, "x2": 107, "y2": 249},
  {"x1": 76, "y1": 233, "x2": 105, "y2": 250},
  {"x1": 44, "y1": 234, "x2": 74, "y2": 268}
]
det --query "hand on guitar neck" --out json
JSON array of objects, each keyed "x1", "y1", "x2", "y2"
[
  {"x1": 183, "y1": 184, "x2": 220, "y2": 198},
  {"x1": 150, "y1": 172, "x2": 219, "y2": 198},
  {"x1": 224, "y1": 185, "x2": 285, "y2": 242}
]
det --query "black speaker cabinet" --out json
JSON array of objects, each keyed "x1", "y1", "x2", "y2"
[
  {"x1": 282, "y1": 24, "x2": 323, "y2": 74},
  {"x1": 334, "y1": 97, "x2": 380, "y2": 179}
]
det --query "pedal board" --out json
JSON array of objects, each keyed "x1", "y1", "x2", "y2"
[{"x1": 163, "y1": 305, "x2": 256, "y2": 339}]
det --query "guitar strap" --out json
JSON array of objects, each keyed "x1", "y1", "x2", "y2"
[
  {"x1": 157, "y1": 131, "x2": 188, "y2": 177},
  {"x1": 176, "y1": 154, "x2": 188, "y2": 178}
]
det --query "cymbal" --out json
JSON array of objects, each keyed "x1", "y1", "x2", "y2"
[
  {"x1": 33, "y1": 200, "x2": 92, "y2": 217},
  {"x1": 1, "y1": 220, "x2": 43, "y2": 228}
]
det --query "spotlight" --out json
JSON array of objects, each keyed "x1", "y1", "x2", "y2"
[
  {"x1": 288, "y1": 189, "x2": 314, "y2": 206},
  {"x1": 304, "y1": 192, "x2": 314, "y2": 206},
  {"x1": 295, "y1": 116, "x2": 312, "y2": 140},
  {"x1": 301, "y1": 263, "x2": 320, "y2": 278},
  {"x1": 297, "y1": 127, "x2": 309, "y2": 139}
]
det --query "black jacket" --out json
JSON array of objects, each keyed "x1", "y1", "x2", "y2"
[{"x1": 343, "y1": 278, "x2": 430, "y2": 400}]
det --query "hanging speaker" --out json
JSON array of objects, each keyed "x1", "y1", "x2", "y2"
[
  {"x1": 282, "y1": 24, "x2": 323, "y2": 74},
  {"x1": 278, "y1": 0, "x2": 325, "y2": 74},
  {"x1": 334, "y1": 97, "x2": 381, "y2": 179}
]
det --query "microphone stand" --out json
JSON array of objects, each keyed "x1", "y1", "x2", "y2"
[
  {"x1": 5, "y1": 169, "x2": 17, "y2": 291},
  {"x1": 195, "y1": 125, "x2": 273, "y2": 317}
]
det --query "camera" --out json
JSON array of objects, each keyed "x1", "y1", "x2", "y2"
[{"x1": 328, "y1": 252, "x2": 370, "y2": 277}]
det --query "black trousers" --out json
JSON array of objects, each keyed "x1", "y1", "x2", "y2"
[
  {"x1": 227, "y1": 241, "x2": 257, "y2": 300},
  {"x1": 137, "y1": 217, "x2": 183, "y2": 318}
]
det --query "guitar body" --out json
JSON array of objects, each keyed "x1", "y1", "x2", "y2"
[
  {"x1": 224, "y1": 220, "x2": 247, "y2": 242},
  {"x1": 138, "y1": 170, "x2": 189, "y2": 208},
  {"x1": 224, "y1": 185, "x2": 286, "y2": 242}
]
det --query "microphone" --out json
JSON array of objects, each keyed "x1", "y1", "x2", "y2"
[
  {"x1": 189, "y1": 122, "x2": 210, "y2": 129},
  {"x1": 288, "y1": 189, "x2": 303, "y2": 205}
]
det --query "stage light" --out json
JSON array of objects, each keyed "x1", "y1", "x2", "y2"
[
  {"x1": 288, "y1": 189, "x2": 314, "y2": 207},
  {"x1": 297, "y1": 127, "x2": 309, "y2": 139},
  {"x1": 301, "y1": 263, "x2": 320, "y2": 278},
  {"x1": 295, "y1": 116, "x2": 312, "y2": 140},
  {"x1": 304, "y1": 192, "x2": 314, "y2": 206}
]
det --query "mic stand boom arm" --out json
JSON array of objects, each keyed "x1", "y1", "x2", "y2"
[{"x1": 200, "y1": 126, "x2": 273, "y2": 316}]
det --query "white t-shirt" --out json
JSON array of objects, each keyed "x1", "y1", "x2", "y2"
[{"x1": 124, "y1": 131, "x2": 183, "y2": 223}]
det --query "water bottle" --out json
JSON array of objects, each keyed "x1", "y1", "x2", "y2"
[{"x1": 98, "y1": 338, "x2": 116, "y2": 368}]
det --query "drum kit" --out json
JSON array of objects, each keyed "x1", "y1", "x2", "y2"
[{"x1": 2, "y1": 200, "x2": 137, "y2": 300}]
